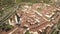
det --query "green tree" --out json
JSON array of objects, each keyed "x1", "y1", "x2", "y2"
[{"x1": 25, "y1": 30, "x2": 30, "y2": 34}]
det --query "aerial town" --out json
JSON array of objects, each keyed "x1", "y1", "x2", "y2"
[{"x1": 0, "y1": 0, "x2": 60, "y2": 34}]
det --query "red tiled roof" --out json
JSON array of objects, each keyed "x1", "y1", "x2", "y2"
[{"x1": 7, "y1": 3, "x2": 60, "y2": 34}]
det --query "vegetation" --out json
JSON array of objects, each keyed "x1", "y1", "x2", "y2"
[
  {"x1": 25, "y1": 30, "x2": 30, "y2": 34},
  {"x1": 42, "y1": 31, "x2": 46, "y2": 34},
  {"x1": 37, "y1": 7, "x2": 42, "y2": 11},
  {"x1": 53, "y1": 31, "x2": 59, "y2": 34},
  {"x1": 57, "y1": 19, "x2": 60, "y2": 30},
  {"x1": 0, "y1": 0, "x2": 17, "y2": 25},
  {"x1": 1, "y1": 0, "x2": 15, "y2": 7},
  {"x1": 49, "y1": 19, "x2": 60, "y2": 34},
  {"x1": 16, "y1": 0, "x2": 52, "y2": 4},
  {"x1": 0, "y1": 0, "x2": 60, "y2": 34},
  {"x1": 50, "y1": 28, "x2": 56, "y2": 34},
  {"x1": 42, "y1": 0, "x2": 51, "y2": 4},
  {"x1": 0, "y1": 23, "x2": 13, "y2": 32},
  {"x1": 0, "y1": 1, "x2": 16, "y2": 32}
]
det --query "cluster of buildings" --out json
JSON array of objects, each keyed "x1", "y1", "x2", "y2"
[{"x1": 2, "y1": 3, "x2": 60, "y2": 34}]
